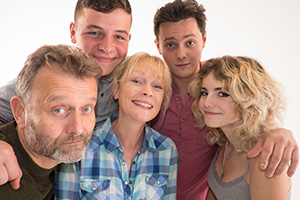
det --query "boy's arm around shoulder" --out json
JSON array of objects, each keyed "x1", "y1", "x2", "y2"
[{"x1": 0, "y1": 140, "x2": 22, "y2": 190}]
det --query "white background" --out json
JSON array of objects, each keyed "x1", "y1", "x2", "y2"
[{"x1": 0, "y1": 0, "x2": 299, "y2": 198}]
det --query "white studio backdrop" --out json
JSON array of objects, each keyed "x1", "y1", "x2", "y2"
[{"x1": 0, "y1": 0, "x2": 299, "y2": 198}]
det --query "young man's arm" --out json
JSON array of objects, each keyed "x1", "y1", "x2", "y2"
[
  {"x1": 0, "y1": 79, "x2": 23, "y2": 189},
  {"x1": 248, "y1": 128, "x2": 299, "y2": 177},
  {"x1": 0, "y1": 140, "x2": 22, "y2": 190}
]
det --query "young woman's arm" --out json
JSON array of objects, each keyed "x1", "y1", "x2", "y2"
[{"x1": 248, "y1": 156, "x2": 291, "y2": 200}]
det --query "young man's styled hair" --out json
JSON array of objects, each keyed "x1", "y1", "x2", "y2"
[
  {"x1": 16, "y1": 44, "x2": 102, "y2": 103},
  {"x1": 74, "y1": 0, "x2": 132, "y2": 23},
  {"x1": 153, "y1": 0, "x2": 206, "y2": 41},
  {"x1": 189, "y1": 56, "x2": 286, "y2": 151}
]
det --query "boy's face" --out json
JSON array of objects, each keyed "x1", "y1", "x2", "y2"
[{"x1": 70, "y1": 8, "x2": 131, "y2": 76}]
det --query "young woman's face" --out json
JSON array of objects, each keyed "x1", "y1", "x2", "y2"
[
  {"x1": 114, "y1": 65, "x2": 164, "y2": 124},
  {"x1": 198, "y1": 73, "x2": 236, "y2": 133}
]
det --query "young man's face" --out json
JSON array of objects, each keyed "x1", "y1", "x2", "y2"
[
  {"x1": 155, "y1": 18, "x2": 206, "y2": 83},
  {"x1": 70, "y1": 8, "x2": 131, "y2": 76}
]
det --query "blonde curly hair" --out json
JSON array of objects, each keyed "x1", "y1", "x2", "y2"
[{"x1": 189, "y1": 56, "x2": 286, "y2": 152}]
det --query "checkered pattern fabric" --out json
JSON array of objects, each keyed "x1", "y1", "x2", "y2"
[{"x1": 55, "y1": 117, "x2": 178, "y2": 200}]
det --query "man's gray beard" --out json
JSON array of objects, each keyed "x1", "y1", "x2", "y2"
[{"x1": 24, "y1": 117, "x2": 90, "y2": 163}]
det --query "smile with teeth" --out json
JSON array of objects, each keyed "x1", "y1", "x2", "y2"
[{"x1": 132, "y1": 100, "x2": 153, "y2": 109}]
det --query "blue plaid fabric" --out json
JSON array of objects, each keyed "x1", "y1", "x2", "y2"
[{"x1": 55, "y1": 117, "x2": 178, "y2": 200}]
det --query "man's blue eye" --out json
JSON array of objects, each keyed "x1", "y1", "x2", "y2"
[
  {"x1": 54, "y1": 108, "x2": 64, "y2": 114},
  {"x1": 115, "y1": 35, "x2": 124, "y2": 40},
  {"x1": 83, "y1": 107, "x2": 92, "y2": 112},
  {"x1": 167, "y1": 43, "x2": 174, "y2": 48},
  {"x1": 88, "y1": 32, "x2": 101, "y2": 36}
]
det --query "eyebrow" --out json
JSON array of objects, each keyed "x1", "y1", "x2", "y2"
[
  {"x1": 201, "y1": 87, "x2": 222, "y2": 91},
  {"x1": 86, "y1": 24, "x2": 129, "y2": 35},
  {"x1": 163, "y1": 34, "x2": 196, "y2": 43}
]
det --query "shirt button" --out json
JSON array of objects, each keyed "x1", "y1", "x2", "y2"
[
  {"x1": 100, "y1": 93, "x2": 104, "y2": 97},
  {"x1": 157, "y1": 181, "x2": 160, "y2": 185},
  {"x1": 132, "y1": 161, "x2": 136, "y2": 165},
  {"x1": 122, "y1": 161, "x2": 126, "y2": 165},
  {"x1": 180, "y1": 139, "x2": 184, "y2": 143},
  {"x1": 125, "y1": 181, "x2": 128, "y2": 185},
  {"x1": 176, "y1": 97, "x2": 180, "y2": 101},
  {"x1": 92, "y1": 186, "x2": 97, "y2": 191},
  {"x1": 129, "y1": 180, "x2": 133, "y2": 184},
  {"x1": 182, "y1": 118, "x2": 185, "y2": 123}
]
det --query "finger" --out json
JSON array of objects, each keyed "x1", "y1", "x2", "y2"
[
  {"x1": 0, "y1": 142, "x2": 23, "y2": 190},
  {"x1": 264, "y1": 141, "x2": 285, "y2": 177},
  {"x1": 258, "y1": 138, "x2": 276, "y2": 171},
  {"x1": 272, "y1": 144, "x2": 293, "y2": 177},
  {"x1": 287, "y1": 146, "x2": 299, "y2": 177},
  {"x1": 8, "y1": 166, "x2": 22, "y2": 190},
  {"x1": 247, "y1": 138, "x2": 264, "y2": 158},
  {"x1": 4, "y1": 159, "x2": 22, "y2": 190},
  {"x1": 9, "y1": 177, "x2": 21, "y2": 190},
  {"x1": 0, "y1": 164, "x2": 9, "y2": 185}
]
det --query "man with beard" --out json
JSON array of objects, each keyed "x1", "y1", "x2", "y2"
[
  {"x1": 0, "y1": 1, "x2": 298, "y2": 198},
  {"x1": 0, "y1": 44, "x2": 101, "y2": 199}
]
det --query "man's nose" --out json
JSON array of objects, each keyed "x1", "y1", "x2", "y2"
[{"x1": 66, "y1": 112, "x2": 84, "y2": 135}]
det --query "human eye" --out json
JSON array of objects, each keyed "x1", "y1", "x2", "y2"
[
  {"x1": 219, "y1": 91, "x2": 230, "y2": 97},
  {"x1": 51, "y1": 107, "x2": 69, "y2": 119},
  {"x1": 83, "y1": 106, "x2": 92, "y2": 113},
  {"x1": 131, "y1": 79, "x2": 141, "y2": 84},
  {"x1": 115, "y1": 35, "x2": 125, "y2": 40},
  {"x1": 87, "y1": 31, "x2": 102, "y2": 37},
  {"x1": 168, "y1": 43, "x2": 174, "y2": 48},
  {"x1": 87, "y1": 31, "x2": 97, "y2": 35},
  {"x1": 53, "y1": 107, "x2": 65, "y2": 114},
  {"x1": 186, "y1": 40, "x2": 195, "y2": 46},
  {"x1": 200, "y1": 90, "x2": 208, "y2": 96},
  {"x1": 165, "y1": 43, "x2": 175, "y2": 49},
  {"x1": 153, "y1": 84, "x2": 163, "y2": 90}
]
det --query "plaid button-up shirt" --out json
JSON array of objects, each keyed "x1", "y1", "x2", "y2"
[{"x1": 55, "y1": 117, "x2": 178, "y2": 200}]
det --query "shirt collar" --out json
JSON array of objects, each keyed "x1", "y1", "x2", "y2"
[
  {"x1": 99, "y1": 72, "x2": 113, "y2": 84},
  {"x1": 88, "y1": 117, "x2": 157, "y2": 154}
]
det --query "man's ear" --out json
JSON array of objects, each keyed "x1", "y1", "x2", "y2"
[
  {"x1": 202, "y1": 31, "x2": 207, "y2": 49},
  {"x1": 154, "y1": 39, "x2": 162, "y2": 55},
  {"x1": 10, "y1": 97, "x2": 26, "y2": 129},
  {"x1": 70, "y1": 22, "x2": 77, "y2": 44}
]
